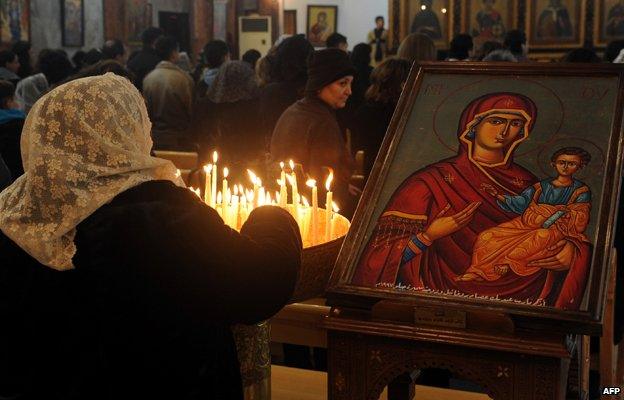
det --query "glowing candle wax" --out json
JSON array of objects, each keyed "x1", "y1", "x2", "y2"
[
  {"x1": 203, "y1": 164, "x2": 212, "y2": 206},
  {"x1": 306, "y1": 179, "x2": 318, "y2": 246},
  {"x1": 211, "y1": 151, "x2": 218, "y2": 208},
  {"x1": 325, "y1": 170, "x2": 333, "y2": 242}
]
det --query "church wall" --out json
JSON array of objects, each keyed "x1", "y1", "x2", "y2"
[
  {"x1": 30, "y1": 0, "x2": 104, "y2": 57},
  {"x1": 283, "y1": 0, "x2": 387, "y2": 49}
]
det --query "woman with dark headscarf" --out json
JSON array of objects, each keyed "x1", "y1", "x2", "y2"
[
  {"x1": 0, "y1": 73, "x2": 301, "y2": 399},
  {"x1": 193, "y1": 61, "x2": 263, "y2": 168},
  {"x1": 259, "y1": 35, "x2": 314, "y2": 139},
  {"x1": 350, "y1": 58, "x2": 411, "y2": 179}
]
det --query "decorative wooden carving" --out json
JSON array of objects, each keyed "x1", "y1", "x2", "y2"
[{"x1": 327, "y1": 326, "x2": 570, "y2": 400}]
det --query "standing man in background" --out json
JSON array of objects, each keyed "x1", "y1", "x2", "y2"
[
  {"x1": 127, "y1": 27, "x2": 164, "y2": 92},
  {"x1": 368, "y1": 16, "x2": 388, "y2": 66}
]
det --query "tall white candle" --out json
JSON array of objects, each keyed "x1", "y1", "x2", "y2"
[
  {"x1": 325, "y1": 170, "x2": 333, "y2": 242},
  {"x1": 306, "y1": 179, "x2": 318, "y2": 246},
  {"x1": 279, "y1": 162, "x2": 287, "y2": 207},
  {"x1": 211, "y1": 151, "x2": 218, "y2": 208},
  {"x1": 222, "y1": 168, "x2": 229, "y2": 223},
  {"x1": 203, "y1": 164, "x2": 212, "y2": 206}
]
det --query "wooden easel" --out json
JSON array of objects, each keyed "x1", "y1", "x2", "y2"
[{"x1": 325, "y1": 251, "x2": 618, "y2": 400}]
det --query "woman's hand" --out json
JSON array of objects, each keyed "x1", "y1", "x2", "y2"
[
  {"x1": 424, "y1": 202, "x2": 481, "y2": 242},
  {"x1": 527, "y1": 240, "x2": 575, "y2": 271}
]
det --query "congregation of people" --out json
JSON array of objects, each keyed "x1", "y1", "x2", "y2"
[
  {"x1": 2, "y1": 17, "x2": 624, "y2": 398},
  {"x1": 2, "y1": 21, "x2": 624, "y2": 214}
]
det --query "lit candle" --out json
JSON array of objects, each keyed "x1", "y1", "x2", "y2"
[
  {"x1": 221, "y1": 167, "x2": 230, "y2": 224},
  {"x1": 301, "y1": 196, "x2": 310, "y2": 245},
  {"x1": 306, "y1": 179, "x2": 318, "y2": 246},
  {"x1": 232, "y1": 185, "x2": 240, "y2": 229},
  {"x1": 216, "y1": 191, "x2": 223, "y2": 218},
  {"x1": 248, "y1": 170, "x2": 260, "y2": 208},
  {"x1": 331, "y1": 201, "x2": 340, "y2": 239},
  {"x1": 288, "y1": 160, "x2": 299, "y2": 206},
  {"x1": 211, "y1": 151, "x2": 218, "y2": 208},
  {"x1": 279, "y1": 162, "x2": 287, "y2": 208},
  {"x1": 325, "y1": 170, "x2": 333, "y2": 242},
  {"x1": 175, "y1": 169, "x2": 181, "y2": 179},
  {"x1": 203, "y1": 164, "x2": 212, "y2": 205}
]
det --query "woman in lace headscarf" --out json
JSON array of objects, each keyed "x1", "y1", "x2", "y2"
[
  {"x1": 192, "y1": 60, "x2": 264, "y2": 172},
  {"x1": 0, "y1": 73, "x2": 301, "y2": 399}
]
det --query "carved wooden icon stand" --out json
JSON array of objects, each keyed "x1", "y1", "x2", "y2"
[{"x1": 324, "y1": 252, "x2": 617, "y2": 400}]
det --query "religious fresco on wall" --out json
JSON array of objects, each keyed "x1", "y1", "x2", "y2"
[
  {"x1": 307, "y1": 5, "x2": 337, "y2": 47},
  {"x1": 409, "y1": 0, "x2": 453, "y2": 48},
  {"x1": 0, "y1": 0, "x2": 29, "y2": 43},
  {"x1": 62, "y1": 0, "x2": 83, "y2": 47},
  {"x1": 342, "y1": 71, "x2": 620, "y2": 315},
  {"x1": 527, "y1": 0, "x2": 586, "y2": 48},
  {"x1": 126, "y1": 0, "x2": 152, "y2": 45},
  {"x1": 595, "y1": 0, "x2": 624, "y2": 46},
  {"x1": 463, "y1": 0, "x2": 516, "y2": 48}
]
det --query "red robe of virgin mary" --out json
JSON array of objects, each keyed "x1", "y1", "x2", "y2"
[{"x1": 351, "y1": 92, "x2": 592, "y2": 310}]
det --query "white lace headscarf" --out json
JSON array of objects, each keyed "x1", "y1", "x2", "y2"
[{"x1": 0, "y1": 73, "x2": 184, "y2": 270}]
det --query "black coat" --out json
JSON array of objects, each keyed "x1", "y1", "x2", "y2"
[
  {"x1": 349, "y1": 100, "x2": 397, "y2": 178},
  {"x1": 0, "y1": 154, "x2": 10, "y2": 189},
  {"x1": 259, "y1": 80, "x2": 305, "y2": 139},
  {"x1": 0, "y1": 180, "x2": 302, "y2": 399},
  {"x1": 192, "y1": 98, "x2": 265, "y2": 168},
  {"x1": 0, "y1": 117, "x2": 24, "y2": 179},
  {"x1": 127, "y1": 48, "x2": 161, "y2": 92}
]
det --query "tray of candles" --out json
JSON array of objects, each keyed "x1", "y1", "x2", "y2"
[{"x1": 186, "y1": 152, "x2": 351, "y2": 303}]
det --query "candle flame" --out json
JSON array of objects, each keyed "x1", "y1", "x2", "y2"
[
  {"x1": 212, "y1": 151, "x2": 218, "y2": 163},
  {"x1": 203, "y1": 164, "x2": 212, "y2": 173},
  {"x1": 217, "y1": 191, "x2": 222, "y2": 204},
  {"x1": 325, "y1": 170, "x2": 333, "y2": 191},
  {"x1": 223, "y1": 167, "x2": 229, "y2": 178},
  {"x1": 246, "y1": 189, "x2": 254, "y2": 200},
  {"x1": 275, "y1": 191, "x2": 280, "y2": 202},
  {"x1": 247, "y1": 169, "x2": 257, "y2": 183},
  {"x1": 257, "y1": 178, "x2": 262, "y2": 187},
  {"x1": 238, "y1": 184, "x2": 244, "y2": 194},
  {"x1": 332, "y1": 201, "x2": 339, "y2": 213},
  {"x1": 233, "y1": 185, "x2": 239, "y2": 196},
  {"x1": 289, "y1": 159, "x2": 295, "y2": 171},
  {"x1": 266, "y1": 192, "x2": 272, "y2": 204},
  {"x1": 241, "y1": 194, "x2": 247, "y2": 204},
  {"x1": 280, "y1": 161, "x2": 285, "y2": 170},
  {"x1": 175, "y1": 169, "x2": 181, "y2": 178},
  {"x1": 302, "y1": 196, "x2": 310, "y2": 207},
  {"x1": 276, "y1": 179, "x2": 283, "y2": 186},
  {"x1": 306, "y1": 179, "x2": 316, "y2": 188}
]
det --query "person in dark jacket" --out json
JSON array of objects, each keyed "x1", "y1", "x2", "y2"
[
  {"x1": 192, "y1": 61, "x2": 263, "y2": 170},
  {"x1": 349, "y1": 58, "x2": 411, "y2": 179},
  {"x1": 0, "y1": 73, "x2": 302, "y2": 400},
  {"x1": 259, "y1": 35, "x2": 313, "y2": 140},
  {"x1": 271, "y1": 48, "x2": 357, "y2": 216},
  {"x1": 127, "y1": 27, "x2": 164, "y2": 92},
  {"x1": 0, "y1": 80, "x2": 24, "y2": 179},
  {"x1": 337, "y1": 43, "x2": 372, "y2": 132},
  {"x1": 11, "y1": 40, "x2": 32, "y2": 79},
  {"x1": 0, "y1": 50, "x2": 21, "y2": 85},
  {"x1": 0, "y1": 154, "x2": 10, "y2": 190}
]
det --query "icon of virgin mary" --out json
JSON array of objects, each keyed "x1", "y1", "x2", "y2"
[{"x1": 352, "y1": 92, "x2": 591, "y2": 310}]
